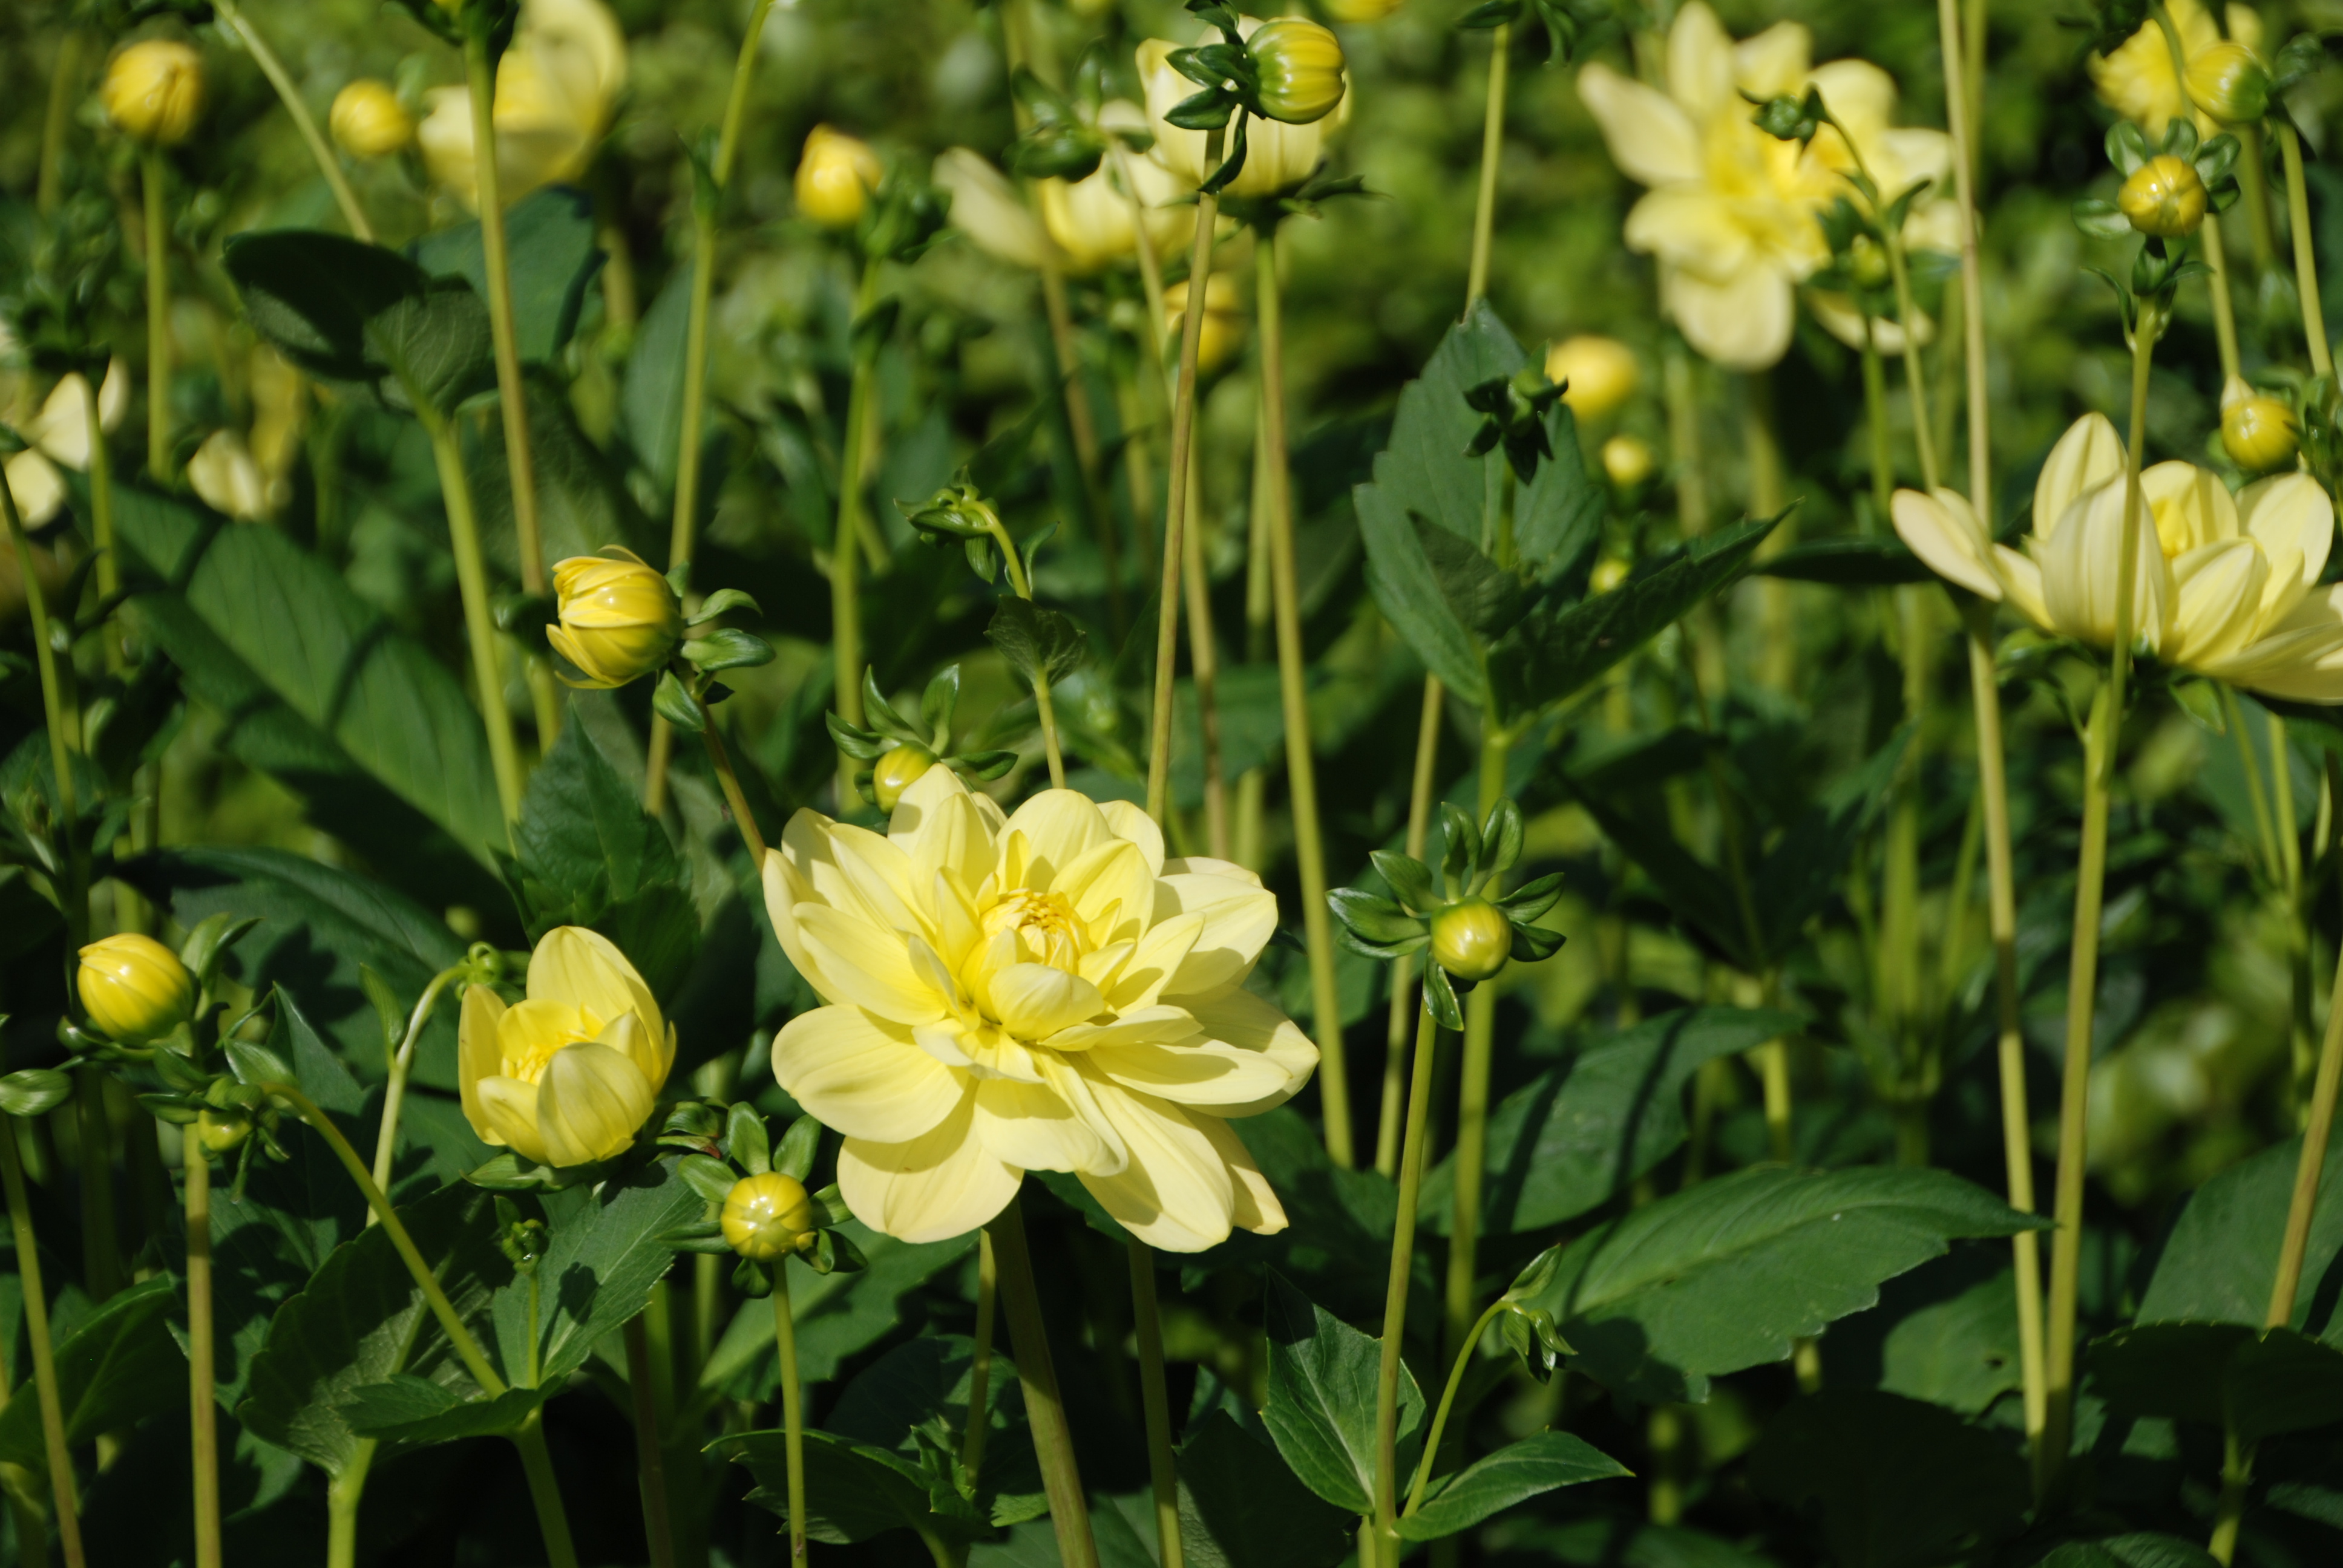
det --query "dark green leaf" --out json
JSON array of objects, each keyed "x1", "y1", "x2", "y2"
[
  {"x1": 696, "y1": 1225, "x2": 978, "y2": 1398},
  {"x1": 1397, "y1": 1429, "x2": 1630, "y2": 1540},
  {"x1": 412, "y1": 186, "x2": 602, "y2": 363},
  {"x1": 1748, "y1": 1390, "x2": 2030, "y2": 1568},
  {"x1": 1356, "y1": 488, "x2": 1491, "y2": 704},
  {"x1": 1515, "y1": 400, "x2": 1605, "y2": 583},
  {"x1": 2090, "y1": 1322, "x2": 2343, "y2": 1443},
  {"x1": 683, "y1": 628, "x2": 776, "y2": 673},
  {"x1": 623, "y1": 268, "x2": 694, "y2": 504},
  {"x1": 0, "y1": 1276, "x2": 182, "y2": 1468},
  {"x1": 1260, "y1": 1270, "x2": 1423, "y2": 1514},
  {"x1": 986, "y1": 597, "x2": 1090, "y2": 687},
  {"x1": 488, "y1": 1158, "x2": 701, "y2": 1387},
  {"x1": 716, "y1": 1427, "x2": 948, "y2": 1544},
  {"x1": 1178, "y1": 1409, "x2": 1354, "y2": 1568},
  {"x1": 2137, "y1": 1122, "x2": 2343, "y2": 1339},
  {"x1": 1752, "y1": 723, "x2": 1913, "y2": 961},
  {"x1": 1754, "y1": 535, "x2": 1935, "y2": 585},
  {"x1": 339, "y1": 1375, "x2": 545, "y2": 1441}
]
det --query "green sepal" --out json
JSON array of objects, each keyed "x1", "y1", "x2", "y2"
[
  {"x1": 225, "y1": 1038, "x2": 293, "y2": 1089},
  {"x1": 1438, "y1": 803, "x2": 1478, "y2": 898},
  {"x1": 825, "y1": 711, "x2": 892, "y2": 762},
  {"x1": 951, "y1": 750, "x2": 1018, "y2": 782},
  {"x1": 726, "y1": 1102, "x2": 772, "y2": 1176},
  {"x1": 1498, "y1": 871, "x2": 1567, "y2": 924},
  {"x1": 812, "y1": 1183, "x2": 853, "y2": 1226},
  {"x1": 678, "y1": 1154, "x2": 740, "y2": 1206},
  {"x1": 1423, "y1": 962, "x2": 1465, "y2": 1031},
  {"x1": 733, "y1": 1255, "x2": 775, "y2": 1298},
  {"x1": 919, "y1": 665, "x2": 962, "y2": 745},
  {"x1": 1371, "y1": 850, "x2": 1441, "y2": 914},
  {"x1": 775, "y1": 1113, "x2": 822, "y2": 1183},
  {"x1": 1509, "y1": 923, "x2": 1567, "y2": 962},
  {"x1": 0, "y1": 1070, "x2": 72, "y2": 1118},
  {"x1": 140, "y1": 1094, "x2": 203, "y2": 1126},
  {"x1": 686, "y1": 587, "x2": 762, "y2": 624},
  {"x1": 807, "y1": 1227, "x2": 867, "y2": 1275},
  {"x1": 1326, "y1": 888, "x2": 1428, "y2": 947},
  {"x1": 464, "y1": 1152, "x2": 595, "y2": 1191},
  {"x1": 658, "y1": 1225, "x2": 737, "y2": 1256},
  {"x1": 683, "y1": 629, "x2": 776, "y2": 673},
  {"x1": 653, "y1": 671, "x2": 706, "y2": 734}
]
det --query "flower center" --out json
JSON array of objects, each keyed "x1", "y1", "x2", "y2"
[
  {"x1": 980, "y1": 889, "x2": 1084, "y2": 973},
  {"x1": 501, "y1": 1003, "x2": 605, "y2": 1084}
]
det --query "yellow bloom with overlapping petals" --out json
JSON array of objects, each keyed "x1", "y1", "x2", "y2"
[
  {"x1": 1138, "y1": 18, "x2": 1349, "y2": 198},
  {"x1": 762, "y1": 770, "x2": 1315, "y2": 1250},
  {"x1": 2091, "y1": 0, "x2": 2263, "y2": 136},
  {"x1": 418, "y1": 0, "x2": 627, "y2": 211},
  {"x1": 1892, "y1": 413, "x2": 2343, "y2": 701},
  {"x1": 459, "y1": 927, "x2": 675, "y2": 1168}
]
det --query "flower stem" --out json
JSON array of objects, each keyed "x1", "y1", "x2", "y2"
[
  {"x1": 1466, "y1": 24, "x2": 1510, "y2": 306},
  {"x1": 2221, "y1": 685, "x2": 2284, "y2": 887},
  {"x1": 1443, "y1": 729, "x2": 1511, "y2": 1373},
  {"x1": 210, "y1": 0, "x2": 373, "y2": 242},
  {"x1": 828, "y1": 260, "x2": 883, "y2": 812},
  {"x1": 1181, "y1": 452, "x2": 1228, "y2": 857},
  {"x1": 368, "y1": 964, "x2": 469, "y2": 1217},
  {"x1": 1257, "y1": 226, "x2": 1355, "y2": 1169},
  {"x1": 421, "y1": 413, "x2": 526, "y2": 831},
  {"x1": 325, "y1": 1444, "x2": 377, "y2": 1568},
  {"x1": 183, "y1": 1131, "x2": 221, "y2": 1568},
  {"x1": 989, "y1": 525, "x2": 1067, "y2": 788},
  {"x1": 2208, "y1": 1428, "x2": 2253, "y2": 1564},
  {"x1": 962, "y1": 1232, "x2": 997, "y2": 1478},
  {"x1": 772, "y1": 1265, "x2": 807, "y2": 1567},
  {"x1": 511, "y1": 1410, "x2": 582, "y2": 1568},
  {"x1": 1406, "y1": 1300, "x2": 1506, "y2": 1517},
  {"x1": 0, "y1": 1112, "x2": 84, "y2": 1568},
  {"x1": 37, "y1": 27, "x2": 83, "y2": 216},
  {"x1": 2236, "y1": 122, "x2": 2278, "y2": 276},
  {"x1": 1127, "y1": 1242, "x2": 1185, "y2": 1568},
  {"x1": 1884, "y1": 239, "x2": 1939, "y2": 492},
  {"x1": 987, "y1": 1197, "x2": 1101, "y2": 1568},
  {"x1": 84, "y1": 368, "x2": 120, "y2": 672},
  {"x1": 1378, "y1": 678, "x2": 1446, "y2": 1177},
  {"x1": 2146, "y1": 10, "x2": 2241, "y2": 379},
  {"x1": 2281, "y1": 124, "x2": 2333, "y2": 378},
  {"x1": 2261, "y1": 871, "x2": 2343, "y2": 1335},
  {"x1": 699, "y1": 717, "x2": 769, "y2": 862},
  {"x1": 623, "y1": 1316, "x2": 678, "y2": 1568},
  {"x1": 142, "y1": 148, "x2": 171, "y2": 481},
  {"x1": 1374, "y1": 1003, "x2": 1443, "y2": 1566},
  {"x1": 1, "y1": 469, "x2": 76, "y2": 850}
]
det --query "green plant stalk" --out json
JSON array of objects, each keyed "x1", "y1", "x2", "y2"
[
  {"x1": 326, "y1": 1446, "x2": 378, "y2": 1568},
  {"x1": 2236, "y1": 122, "x2": 2278, "y2": 276},
  {"x1": 962, "y1": 1231, "x2": 997, "y2": 1478},
  {"x1": 1442, "y1": 730, "x2": 1510, "y2": 1373},
  {"x1": 210, "y1": 0, "x2": 373, "y2": 241},
  {"x1": 183, "y1": 1132, "x2": 221, "y2": 1568},
  {"x1": 772, "y1": 1265, "x2": 807, "y2": 1567},
  {"x1": 2043, "y1": 326, "x2": 2155, "y2": 1490},
  {"x1": 827, "y1": 260, "x2": 884, "y2": 813},
  {"x1": 2209, "y1": 1429, "x2": 2252, "y2": 1565},
  {"x1": 988, "y1": 1197, "x2": 1101, "y2": 1568},
  {"x1": 987, "y1": 522, "x2": 1069, "y2": 787},
  {"x1": 2221, "y1": 685, "x2": 2284, "y2": 887},
  {"x1": 1373, "y1": 1002, "x2": 1443, "y2": 1567},
  {"x1": 1181, "y1": 455, "x2": 1230, "y2": 858},
  {"x1": 2260, "y1": 858, "x2": 2343, "y2": 1335},
  {"x1": 143, "y1": 148, "x2": 171, "y2": 481},
  {"x1": 1378, "y1": 678, "x2": 1446, "y2": 1177},
  {"x1": 368, "y1": 964, "x2": 468, "y2": 1214},
  {"x1": 1406, "y1": 1299, "x2": 1506, "y2": 1517},
  {"x1": 38, "y1": 27, "x2": 82, "y2": 215},
  {"x1": 643, "y1": 0, "x2": 781, "y2": 818},
  {"x1": 1257, "y1": 228, "x2": 1355, "y2": 1169},
  {"x1": 84, "y1": 369, "x2": 120, "y2": 671},
  {"x1": 624, "y1": 1315, "x2": 677, "y2": 1568},
  {"x1": 0, "y1": 1112, "x2": 84, "y2": 1568},
  {"x1": 1466, "y1": 24, "x2": 1510, "y2": 305},
  {"x1": 420, "y1": 413, "x2": 525, "y2": 829},
  {"x1": 511, "y1": 1410, "x2": 582, "y2": 1568},
  {"x1": 2147, "y1": 8, "x2": 2241, "y2": 381},
  {"x1": 1, "y1": 469, "x2": 77, "y2": 897},
  {"x1": 1234, "y1": 386, "x2": 1276, "y2": 872},
  {"x1": 1127, "y1": 1243, "x2": 1185, "y2": 1568},
  {"x1": 2281, "y1": 125, "x2": 2334, "y2": 378}
]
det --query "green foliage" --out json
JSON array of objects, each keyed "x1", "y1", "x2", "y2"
[
  {"x1": 0, "y1": 1275, "x2": 183, "y2": 1468},
  {"x1": 1260, "y1": 1270, "x2": 1423, "y2": 1514},
  {"x1": 1748, "y1": 1391, "x2": 2030, "y2": 1568},
  {"x1": 411, "y1": 188, "x2": 603, "y2": 365},
  {"x1": 224, "y1": 231, "x2": 496, "y2": 414},
  {"x1": 1398, "y1": 1431, "x2": 1631, "y2": 1541}
]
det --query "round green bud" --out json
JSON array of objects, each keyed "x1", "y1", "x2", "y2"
[
  {"x1": 873, "y1": 744, "x2": 938, "y2": 813},
  {"x1": 1250, "y1": 18, "x2": 1347, "y2": 126},
  {"x1": 1430, "y1": 898, "x2": 1512, "y2": 984},
  {"x1": 722, "y1": 1172, "x2": 816, "y2": 1263},
  {"x1": 2186, "y1": 42, "x2": 2271, "y2": 126},
  {"x1": 197, "y1": 1108, "x2": 251, "y2": 1157},
  {"x1": 2222, "y1": 391, "x2": 2300, "y2": 472},
  {"x1": 2117, "y1": 154, "x2": 2207, "y2": 240}
]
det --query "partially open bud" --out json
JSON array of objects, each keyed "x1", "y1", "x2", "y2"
[
  {"x1": 2221, "y1": 376, "x2": 2299, "y2": 472},
  {"x1": 1250, "y1": 18, "x2": 1348, "y2": 125},
  {"x1": 77, "y1": 933, "x2": 195, "y2": 1045},
  {"x1": 721, "y1": 1172, "x2": 816, "y2": 1262},
  {"x1": 2118, "y1": 154, "x2": 2208, "y2": 238},
  {"x1": 1603, "y1": 434, "x2": 1656, "y2": 489},
  {"x1": 796, "y1": 125, "x2": 883, "y2": 229},
  {"x1": 331, "y1": 79, "x2": 415, "y2": 159},
  {"x1": 1545, "y1": 336, "x2": 1638, "y2": 420},
  {"x1": 873, "y1": 744, "x2": 937, "y2": 814},
  {"x1": 2185, "y1": 41, "x2": 2272, "y2": 126},
  {"x1": 1430, "y1": 898, "x2": 1512, "y2": 984},
  {"x1": 102, "y1": 41, "x2": 206, "y2": 148},
  {"x1": 548, "y1": 549, "x2": 684, "y2": 689}
]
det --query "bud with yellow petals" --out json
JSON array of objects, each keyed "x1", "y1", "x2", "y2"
[
  {"x1": 102, "y1": 41, "x2": 206, "y2": 148},
  {"x1": 721, "y1": 1172, "x2": 817, "y2": 1262},
  {"x1": 2184, "y1": 41, "x2": 2272, "y2": 126},
  {"x1": 1603, "y1": 434, "x2": 1656, "y2": 490},
  {"x1": 2221, "y1": 376, "x2": 2300, "y2": 473},
  {"x1": 1545, "y1": 336, "x2": 1639, "y2": 420},
  {"x1": 77, "y1": 933, "x2": 195, "y2": 1045},
  {"x1": 796, "y1": 125, "x2": 884, "y2": 229},
  {"x1": 548, "y1": 549, "x2": 684, "y2": 689},
  {"x1": 872, "y1": 745, "x2": 938, "y2": 814},
  {"x1": 1430, "y1": 898, "x2": 1513, "y2": 984},
  {"x1": 1249, "y1": 17, "x2": 1348, "y2": 125},
  {"x1": 2118, "y1": 154, "x2": 2208, "y2": 239},
  {"x1": 331, "y1": 79, "x2": 416, "y2": 159}
]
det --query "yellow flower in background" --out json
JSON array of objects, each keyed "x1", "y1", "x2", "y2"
[
  {"x1": 1323, "y1": 0, "x2": 1407, "y2": 20},
  {"x1": 78, "y1": 933, "x2": 195, "y2": 1045},
  {"x1": 331, "y1": 79, "x2": 416, "y2": 159},
  {"x1": 763, "y1": 771, "x2": 1314, "y2": 1250},
  {"x1": 934, "y1": 148, "x2": 1055, "y2": 269},
  {"x1": 418, "y1": 0, "x2": 628, "y2": 211},
  {"x1": 1892, "y1": 413, "x2": 2343, "y2": 701},
  {"x1": 2091, "y1": 0, "x2": 2263, "y2": 136},
  {"x1": 188, "y1": 430, "x2": 267, "y2": 520},
  {"x1": 548, "y1": 547, "x2": 684, "y2": 688},
  {"x1": 798, "y1": 125, "x2": 884, "y2": 229},
  {"x1": 102, "y1": 40, "x2": 205, "y2": 147},
  {"x1": 1602, "y1": 434, "x2": 1656, "y2": 489},
  {"x1": 1166, "y1": 272, "x2": 1247, "y2": 374},
  {"x1": 1139, "y1": 18, "x2": 1350, "y2": 198},
  {"x1": 1545, "y1": 336, "x2": 1639, "y2": 419},
  {"x1": 459, "y1": 926, "x2": 675, "y2": 1168},
  {"x1": 1, "y1": 358, "x2": 129, "y2": 529},
  {"x1": 1040, "y1": 105, "x2": 1196, "y2": 273}
]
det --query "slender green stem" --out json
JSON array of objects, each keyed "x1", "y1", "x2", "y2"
[
  {"x1": 2263, "y1": 872, "x2": 2343, "y2": 1333},
  {"x1": 183, "y1": 1131, "x2": 221, "y2": 1568},
  {"x1": 1378, "y1": 678, "x2": 1446, "y2": 1177},
  {"x1": 1883, "y1": 238, "x2": 1939, "y2": 492},
  {"x1": 211, "y1": 0, "x2": 373, "y2": 241},
  {"x1": 421, "y1": 414, "x2": 525, "y2": 829},
  {"x1": 326, "y1": 1446, "x2": 377, "y2": 1568},
  {"x1": 2209, "y1": 1429, "x2": 2252, "y2": 1564},
  {"x1": 143, "y1": 148, "x2": 171, "y2": 481},
  {"x1": 1466, "y1": 25, "x2": 1510, "y2": 307},
  {"x1": 1179, "y1": 449, "x2": 1228, "y2": 857},
  {"x1": 988, "y1": 1198, "x2": 1101, "y2": 1568},
  {"x1": 0, "y1": 1114, "x2": 84, "y2": 1568},
  {"x1": 369, "y1": 965, "x2": 468, "y2": 1214},
  {"x1": 962, "y1": 1231, "x2": 997, "y2": 1478},
  {"x1": 773, "y1": 1266, "x2": 807, "y2": 1567},
  {"x1": 826, "y1": 260, "x2": 883, "y2": 812},
  {"x1": 624, "y1": 1315, "x2": 677, "y2": 1568},
  {"x1": 1443, "y1": 731, "x2": 1510, "y2": 1368},
  {"x1": 1, "y1": 471, "x2": 74, "y2": 851},
  {"x1": 1861, "y1": 332, "x2": 1893, "y2": 522},
  {"x1": 2146, "y1": 10, "x2": 2240, "y2": 380},
  {"x1": 511, "y1": 1411, "x2": 582, "y2": 1568},
  {"x1": 1406, "y1": 1301, "x2": 1506, "y2": 1516},
  {"x1": 1257, "y1": 227, "x2": 1355, "y2": 1169},
  {"x1": 2222, "y1": 685, "x2": 2284, "y2": 887},
  {"x1": 463, "y1": 29, "x2": 545, "y2": 605},
  {"x1": 84, "y1": 369, "x2": 119, "y2": 671},
  {"x1": 1127, "y1": 1242, "x2": 1185, "y2": 1568},
  {"x1": 2272, "y1": 713, "x2": 2301, "y2": 896},
  {"x1": 38, "y1": 28, "x2": 82, "y2": 215},
  {"x1": 2236, "y1": 122, "x2": 2278, "y2": 276},
  {"x1": 2281, "y1": 125, "x2": 2333, "y2": 379},
  {"x1": 989, "y1": 523, "x2": 1068, "y2": 787},
  {"x1": 1374, "y1": 1003, "x2": 1443, "y2": 1565},
  {"x1": 698, "y1": 715, "x2": 769, "y2": 862}
]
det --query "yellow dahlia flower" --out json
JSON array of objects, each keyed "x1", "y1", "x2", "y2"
[
  {"x1": 2091, "y1": 0, "x2": 2263, "y2": 136},
  {"x1": 187, "y1": 430, "x2": 267, "y2": 520},
  {"x1": 1, "y1": 359, "x2": 129, "y2": 528},
  {"x1": 763, "y1": 771, "x2": 1314, "y2": 1250},
  {"x1": 1892, "y1": 413, "x2": 2343, "y2": 702},
  {"x1": 459, "y1": 926, "x2": 675, "y2": 1168},
  {"x1": 418, "y1": 0, "x2": 628, "y2": 211},
  {"x1": 1138, "y1": 18, "x2": 1350, "y2": 198}
]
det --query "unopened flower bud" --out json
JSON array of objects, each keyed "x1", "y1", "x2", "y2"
[
  {"x1": 2185, "y1": 41, "x2": 2271, "y2": 125},
  {"x1": 197, "y1": 1108, "x2": 251, "y2": 1156},
  {"x1": 548, "y1": 549, "x2": 683, "y2": 689},
  {"x1": 77, "y1": 933, "x2": 195, "y2": 1045},
  {"x1": 1589, "y1": 557, "x2": 1631, "y2": 594},
  {"x1": 1603, "y1": 434, "x2": 1656, "y2": 489},
  {"x1": 1545, "y1": 336, "x2": 1638, "y2": 419},
  {"x1": 1430, "y1": 898, "x2": 1512, "y2": 984},
  {"x1": 722, "y1": 1172, "x2": 816, "y2": 1262},
  {"x1": 2118, "y1": 154, "x2": 2207, "y2": 239},
  {"x1": 873, "y1": 745, "x2": 937, "y2": 814},
  {"x1": 2221, "y1": 377, "x2": 2299, "y2": 472},
  {"x1": 331, "y1": 79, "x2": 415, "y2": 159},
  {"x1": 103, "y1": 41, "x2": 206, "y2": 148},
  {"x1": 796, "y1": 125, "x2": 883, "y2": 229},
  {"x1": 1250, "y1": 18, "x2": 1347, "y2": 125},
  {"x1": 1846, "y1": 234, "x2": 1891, "y2": 292}
]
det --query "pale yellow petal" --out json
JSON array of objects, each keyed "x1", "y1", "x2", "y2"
[
  {"x1": 527, "y1": 926, "x2": 663, "y2": 1048},
  {"x1": 1154, "y1": 869, "x2": 1278, "y2": 1001},
  {"x1": 1892, "y1": 486, "x2": 2001, "y2": 601},
  {"x1": 1666, "y1": 2, "x2": 1738, "y2": 122},
  {"x1": 1003, "y1": 790, "x2": 1115, "y2": 889},
  {"x1": 893, "y1": 764, "x2": 1001, "y2": 896},
  {"x1": 474, "y1": 1075, "x2": 552, "y2": 1165},
  {"x1": 1624, "y1": 188, "x2": 1752, "y2": 275},
  {"x1": 973, "y1": 1076, "x2": 1114, "y2": 1175},
  {"x1": 763, "y1": 849, "x2": 845, "y2": 1006},
  {"x1": 535, "y1": 1040, "x2": 654, "y2": 1166},
  {"x1": 1045, "y1": 1004, "x2": 1204, "y2": 1053},
  {"x1": 1097, "y1": 800, "x2": 1166, "y2": 875},
  {"x1": 2, "y1": 451, "x2": 65, "y2": 528},
  {"x1": 836, "y1": 1099, "x2": 1022, "y2": 1243},
  {"x1": 989, "y1": 962, "x2": 1108, "y2": 1040},
  {"x1": 2034, "y1": 413, "x2": 2126, "y2": 539},
  {"x1": 1200, "y1": 1114, "x2": 1286, "y2": 1236},
  {"x1": 2239, "y1": 473, "x2": 2333, "y2": 596},
  {"x1": 1075, "y1": 1077, "x2": 1237, "y2": 1252},
  {"x1": 935, "y1": 148, "x2": 1057, "y2": 270},
  {"x1": 2142, "y1": 460, "x2": 2236, "y2": 557},
  {"x1": 1104, "y1": 911, "x2": 1205, "y2": 1012},
  {"x1": 1184, "y1": 987, "x2": 1318, "y2": 1117},
  {"x1": 1576, "y1": 64, "x2": 1701, "y2": 188},
  {"x1": 1662, "y1": 263, "x2": 1795, "y2": 372},
  {"x1": 1995, "y1": 546, "x2": 2051, "y2": 631},
  {"x1": 459, "y1": 985, "x2": 509, "y2": 1142},
  {"x1": 798, "y1": 904, "x2": 950, "y2": 1025},
  {"x1": 2167, "y1": 540, "x2": 2268, "y2": 668},
  {"x1": 1087, "y1": 1039, "x2": 1297, "y2": 1109},
  {"x1": 1058, "y1": 838, "x2": 1154, "y2": 944},
  {"x1": 1734, "y1": 22, "x2": 1813, "y2": 100},
  {"x1": 775, "y1": 1005, "x2": 968, "y2": 1142}
]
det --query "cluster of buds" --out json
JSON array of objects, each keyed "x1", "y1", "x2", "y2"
[
  {"x1": 1004, "y1": 50, "x2": 1153, "y2": 183},
  {"x1": 795, "y1": 127, "x2": 949, "y2": 264},
  {"x1": 825, "y1": 666, "x2": 1017, "y2": 812},
  {"x1": 542, "y1": 546, "x2": 774, "y2": 738},
  {"x1": 1464, "y1": 367, "x2": 1568, "y2": 482},
  {"x1": 658, "y1": 1104, "x2": 865, "y2": 1295},
  {"x1": 1329, "y1": 800, "x2": 1566, "y2": 1029},
  {"x1": 2073, "y1": 120, "x2": 2238, "y2": 348},
  {"x1": 1161, "y1": 3, "x2": 1348, "y2": 193}
]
